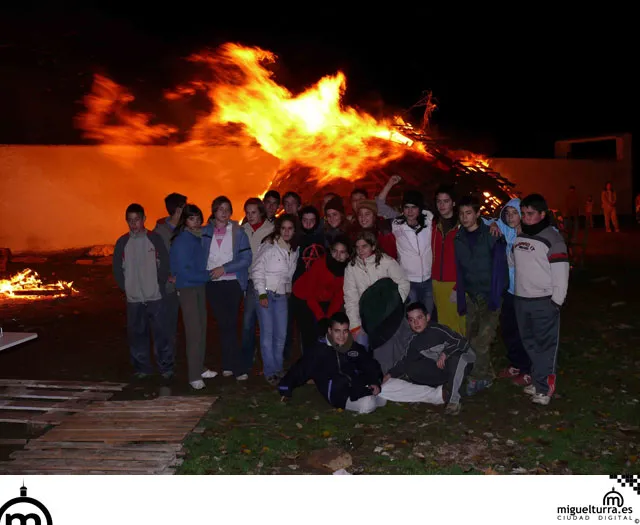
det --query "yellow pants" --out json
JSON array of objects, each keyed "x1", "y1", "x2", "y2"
[{"x1": 432, "y1": 280, "x2": 466, "y2": 335}]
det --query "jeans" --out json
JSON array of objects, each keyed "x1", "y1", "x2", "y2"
[
  {"x1": 408, "y1": 279, "x2": 434, "y2": 314},
  {"x1": 126, "y1": 299, "x2": 172, "y2": 376},
  {"x1": 240, "y1": 280, "x2": 258, "y2": 375},
  {"x1": 256, "y1": 291, "x2": 288, "y2": 377}
]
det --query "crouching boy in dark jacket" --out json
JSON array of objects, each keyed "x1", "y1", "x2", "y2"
[{"x1": 278, "y1": 312, "x2": 386, "y2": 414}]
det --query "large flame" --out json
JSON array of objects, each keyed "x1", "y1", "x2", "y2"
[
  {"x1": 167, "y1": 44, "x2": 427, "y2": 185},
  {"x1": 0, "y1": 269, "x2": 77, "y2": 300},
  {"x1": 74, "y1": 43, "x2": 513, "y2": 216},
  {"x1": 78, "y1": 44, "x2": 427, "y2": 187}
]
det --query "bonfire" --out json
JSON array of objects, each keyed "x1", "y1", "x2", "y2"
[
  {"x1": 75, "y1": 43, "x2": 516, "y2": 215},
  {"x1": 0, "y1": 269, "x2": 77, "y2": 299}
]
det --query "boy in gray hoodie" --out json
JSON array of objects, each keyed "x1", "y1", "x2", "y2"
[{"x1": 113, "y1": 203, "x2": 171, "y2": 380}]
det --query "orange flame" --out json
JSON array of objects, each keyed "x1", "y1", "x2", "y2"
[
  {"x1": 0, "y1": 269, "x2": 78, "y2": 300},
  {"x1": 163, "y1": 44, "x2": 427, "y2": 185},
  {"x1": 76, "y1": 74, "x2": 177, "y2": 145}
]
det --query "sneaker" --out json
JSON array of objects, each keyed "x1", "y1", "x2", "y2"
[
  {"x1": 133, "y1": 372, "x2": 152, "y2": 381},
  {"x1": 498, "y1": 366, "x2": 520, "y2": 379},
  {"x1": 513, "y1": 373, "x2": 532, "y2": 386},
  {"x1": 236, "y1": 374, "x2": 249, "y2": 381},
  {"x1": 201, "y1": 369, "x2": 218, "y2": 379},
  {"x1": 531, "y1": 393, "x2": 551, "y2": 405},
  {"x1": 222, "y1": 370, "x2": 233, "y2": 377},
  {"x1": 445, "y1": 402, "x2": 462, "y2": 415},
  {"x1": 466, "y1": 379, "x2": 493, "y2": 396},
  {"x1": 190, "y1": 379, "x2": 206, "y2": 390},
  {"x1": 523, "y1": 384, "x2": 536, "y2": 395}
]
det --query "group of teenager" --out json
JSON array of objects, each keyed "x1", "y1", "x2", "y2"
[{"x1": 112, "y1": 175, "x2": 570, "y2": 415}]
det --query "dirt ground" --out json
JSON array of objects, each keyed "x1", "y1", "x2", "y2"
[{"x1": 1, "y1": 228, "x2": 639, "y2": 472}]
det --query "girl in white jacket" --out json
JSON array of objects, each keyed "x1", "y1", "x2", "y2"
[
  {"x1": 344, "y1": 231, "x2": 410, "y2": 348},
  {"x1": 251, "y1": 214, "x2": 300, "y2": 384}
]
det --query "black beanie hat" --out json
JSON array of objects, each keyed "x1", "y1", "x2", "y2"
[
  {"x1": 324, "y1": 196, "x2": 346, "y2": 216},
  {"x1": 403, "y1": 189, "x2": 424, "y2": 209}
]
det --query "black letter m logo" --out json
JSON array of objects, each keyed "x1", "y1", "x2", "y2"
[{"x1": 6, "y1": 513, "x2": 41, "y2": 525}]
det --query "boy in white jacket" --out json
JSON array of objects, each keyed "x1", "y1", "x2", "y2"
[{"x1": 391, "y1": 190, "x2": 435, "y2": 314}]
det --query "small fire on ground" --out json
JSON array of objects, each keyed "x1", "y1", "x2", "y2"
[{"x1": 0, "y1": 269, "x2": 78, "y2": 299}]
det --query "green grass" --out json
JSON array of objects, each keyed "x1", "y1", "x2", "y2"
[{"x1": 178, "y1": 263, "x2": 640, "y2": 475}]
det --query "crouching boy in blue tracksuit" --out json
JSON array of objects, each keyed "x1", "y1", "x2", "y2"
[{"x1": 278, "y1": 312, "x2": 386, "y2": 414}]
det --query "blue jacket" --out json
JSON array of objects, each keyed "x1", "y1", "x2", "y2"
[
  {"x1": 170, "y1": 230, "x2": 211, "y2": 289},
  {"x1": 482, "y1": 198, "x2": 521, "y2": 295},
  {"x1": 201, "y1": 221, "x2": 252, "y2": 291}
]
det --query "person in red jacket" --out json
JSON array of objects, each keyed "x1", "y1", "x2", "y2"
[
  {"x1": 431, "y1": 185, "x2": 465, "y2": 334},
  {"x1": 292, "y1": 236, "x2": 351, "y2": 353},
  {"x1": 350, "y1": 200, "x2": 398, "y2": 259}
]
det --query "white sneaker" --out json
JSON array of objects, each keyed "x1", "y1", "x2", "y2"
[
  {"x1": 236, "y1": 374, "x2": 249, "y2": 381},
  {"x1": 523, "y1": 384, "x2": 536, "y2": 395},
  {"x1": 222, "y1": 370, "x2": 233, "y2": 377},
  {"x1": 531, "y1": 393, "x2": 551, "y2": 405},
  {"x1": 201, "y1": 370, "x2": 218, "y2": 379},
  {"x1": 190, "y1": 380, "x2": 206, "y2": 390}
]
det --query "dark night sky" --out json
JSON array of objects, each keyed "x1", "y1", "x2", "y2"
[{"x1": 0, "y1": 7, "x2": 635, "y2": 159}]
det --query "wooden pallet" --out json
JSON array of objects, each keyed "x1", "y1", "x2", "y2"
[
  {"x1": 0, "y1": 396, "x2": 216, "y2": 474},
  {"x1": 0, "y1": 379, "x2": 127, "y2": 425}
]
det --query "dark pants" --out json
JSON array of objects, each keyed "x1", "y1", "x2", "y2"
[
  {"x1": 163, "y1": 290, "x2": 180, "y2": 365},
  {"x1": 515, "y1": 297, "x2": 560, "y2": 396},
  {"x1": 206, "y1": 280, "x2": 243, "y2": 374},
  {"x1": 293, "y1": 296, "x2": 323, "y2": 355},
  {"x1": 500, "y1": 292, "x2": 531, "y2": 374},
  {"x1": 240, "y1": 279, "x2": 258, "y2": 375},
  {"x1": 410, "y1": 351, "x2": 475, "y2": 405},
  {"x1": 178, "y1": 285, "x2": 208, "y2": 383},
  {"x1": 126, "y1": 299, "x2": 172, "y2": 376}
]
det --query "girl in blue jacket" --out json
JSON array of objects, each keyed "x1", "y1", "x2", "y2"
[{"x1": 170, "y1": 204, "x2": 216, "y2": 390}]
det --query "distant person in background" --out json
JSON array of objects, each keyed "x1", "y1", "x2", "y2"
[
  {"x1": 347, "y1": 188, "x2": 369, "y2": 222},
  {"x1": 283, "y1": 191, "x2": 302, "y2": 216},
  {"x1": 584, "y1": 195, "x2": 594, "y2": 229},
  {"x1": 153, "y1": 192, "x2": 187, "y2": 376},
  {"x1": 113, "y1": 204, "x2": 171, "y2": 381},
  {"x1": 264, "y1": 190, "x2": 281, "y2": 223},
  {"x1": 564, "y1": 185, "x2": 580, "y2": 240},
  {"x1": 601, "y1": 181, "x2": 620, "y2": 233}
]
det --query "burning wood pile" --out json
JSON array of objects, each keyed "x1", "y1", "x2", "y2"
[
  {"x1": 0, "y1": 269, "x2": 77, "y2": 299},
  {"x1": 75, "y1": 43, "x2": 517, "y2": 214}
]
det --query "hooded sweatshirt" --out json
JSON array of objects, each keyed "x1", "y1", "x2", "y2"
[{"x1": 483, "y1": 198, "x2": 521, "y2": 295}]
